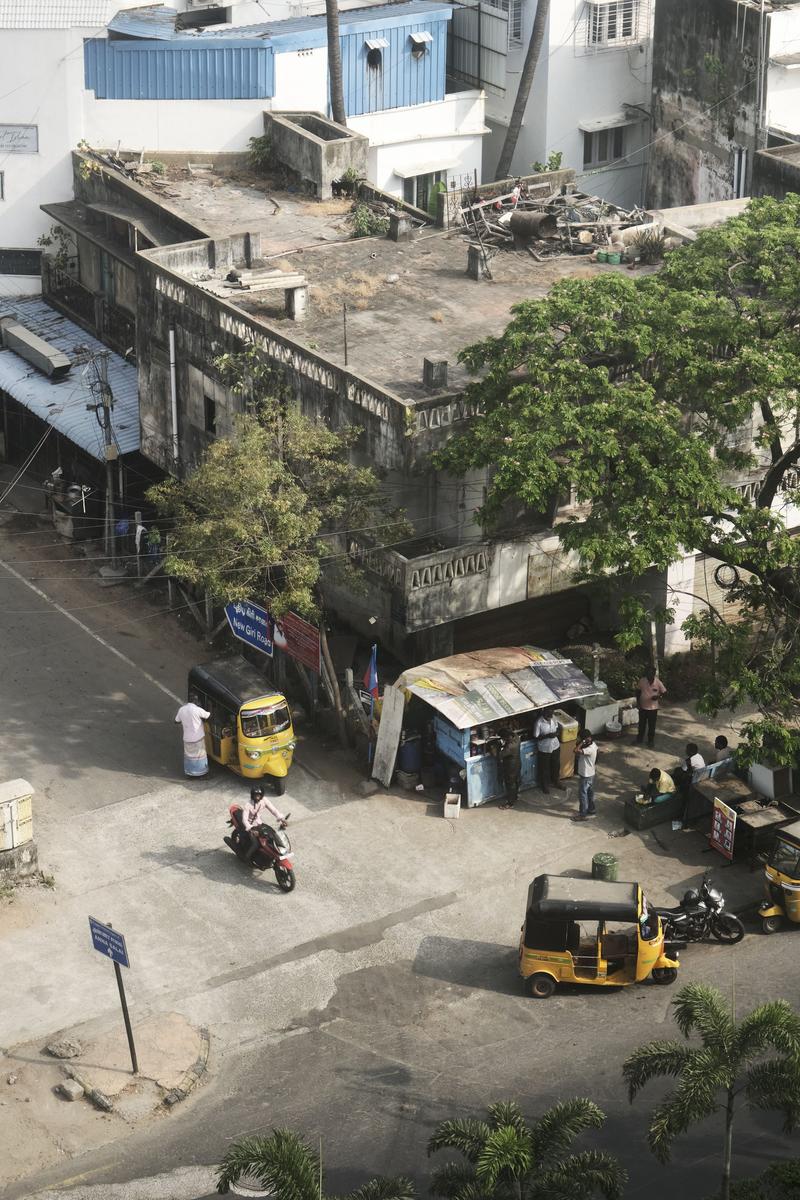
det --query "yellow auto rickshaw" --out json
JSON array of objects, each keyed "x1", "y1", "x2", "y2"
[
  {"x1": 189, "y1": 658, "x2": 295, "y2": 794},
  {"x1": 519, "y1": 874, "x2": 681, "y2": 998},
  {"x1": 758, "y1": 819, "x2": 800, "y2": 933}
]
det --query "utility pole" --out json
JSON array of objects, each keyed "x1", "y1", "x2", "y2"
[{"x1": 95, "y1": 352, "x2": 118, "y2": 568}]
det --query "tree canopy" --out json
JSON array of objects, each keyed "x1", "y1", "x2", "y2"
[
  {"x1": 149, "y1": 348, "x2": 406, "y2": 620},
  {"x1": 435, "y1": 194, "x2": 800, "y2": 758}
]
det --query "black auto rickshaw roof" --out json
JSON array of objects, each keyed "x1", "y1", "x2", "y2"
[
  {"x1": 189, "y1": 657, "x2": 278, "y2": 712},
  {"x1": 526, "y1": 874, "x2": 639, "y2": 922},
  {"x1": 775, "y1": 819, "x2": 800, "y2": 845}
]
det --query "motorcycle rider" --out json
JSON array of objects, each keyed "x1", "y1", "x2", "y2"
[{"x1": 240, "y1": 785, "x2": 287, "y2": 865}]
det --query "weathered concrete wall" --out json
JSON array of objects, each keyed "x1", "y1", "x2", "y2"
[
  {"x1": 263, "y1": 111, "x2": 369, "y2": 200},
  {"x1": 647, "y1": 0, "x2": 761, "y2": 208},
  {"x1": 752, "y1": 145, "x2": 800, "y2": 199},
  {"x1": 72, "y1": 152, "x2": 209, "y2": 243}
]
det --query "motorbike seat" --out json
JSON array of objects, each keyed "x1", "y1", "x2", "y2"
[{"x1": 654, "y1": 905, "x2": 685, "y2": 917}]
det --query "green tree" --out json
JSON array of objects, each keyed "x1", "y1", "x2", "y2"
[
  {"x1": 427, "y1": 1098, "x2": 626, "y2": 1200},
  {"x1": 216, "y1": 1127, "x2": 414, "y2": 1198},
  {"x1": 623, "y1": 983, "x2": 800, "y2": 1200},
  {"x1": 148, "y1": 347, "x2": 407, "y2": 733},
  {"x1": 435, "y1": 195, "x2": 800, "y2": 761}
]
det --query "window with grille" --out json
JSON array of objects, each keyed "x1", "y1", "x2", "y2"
[
  {"x1": 489, "y1": 0, "x2": 523, "y2": 47},
  {"x1": 587, "y1": 0, "x2": 639, "y2": 47},
  {"x1": 582, "y1": 126, "x2": 625, "y2": 167}
]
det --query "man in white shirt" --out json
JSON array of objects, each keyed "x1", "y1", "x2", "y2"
[
  {"x1": 174, "y1": 691, "x2": 211, "y2": 778},
  {"x1": 573, "y1": 734, "x2": 598, "y2": 821},
  {"x1": 534, "y1": 709, "x2": 564, "y2": 794}
]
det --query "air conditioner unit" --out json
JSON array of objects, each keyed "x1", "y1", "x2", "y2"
[{"x1": 0, "y1": 317, "x2": 71, "y2": 380}]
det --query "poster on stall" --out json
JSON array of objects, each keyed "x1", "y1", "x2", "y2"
[{"x1": 710, "y1": 796, "x2": 737, "y2": 860}]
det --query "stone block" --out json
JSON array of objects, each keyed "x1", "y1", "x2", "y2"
[
  {"x1": 57, "y1": 1079, "x2": 85, "y2": 1102},
  {"x1": 358, "y1": 779, "x2": 380, "y2": 796},
  {"x1": 46, "y1": 1038, "x2": 82, "y2": 1059}
]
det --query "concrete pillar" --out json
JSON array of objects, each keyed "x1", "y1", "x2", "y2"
[
  {"x1": 389, "y1": 212, "x2": 413, "y2": 242},
  {"x1": 423, "y1": 357, "x2": 448, "y2": 390},
  {"x1": 286, "y1": 284, "x2": 309, "y2": 322},
  {"x1": 467, "y1": 244, "x2": 485, "y2": 280}
]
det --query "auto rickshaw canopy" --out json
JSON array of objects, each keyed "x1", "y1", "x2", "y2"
[
  {"x1": 190, "y1": 657, "x2": 282, "y2": 712},
  {"x1": 525, "y1": 875, "x2": 640, "y2": 922}
]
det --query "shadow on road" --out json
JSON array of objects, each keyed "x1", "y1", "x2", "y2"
[{"x1": 139, "y1": 843, "x2": 285, "y2": 894}]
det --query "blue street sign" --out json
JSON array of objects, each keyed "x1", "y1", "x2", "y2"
[
  {"x1": 224, "y1": 600, "x2": 273, "y2": 656},
  {"x1": 89, "y1": 916, "x2": 130, "y2": 968}
]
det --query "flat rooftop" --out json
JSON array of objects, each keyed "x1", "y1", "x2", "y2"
[{"x1": 154, "y1": 170, "x2": 624, "y2": 401}]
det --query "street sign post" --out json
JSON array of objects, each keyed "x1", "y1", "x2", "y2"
[
  {"x1": 88, "y1": 916, "x2": 138, "y2": 1074},
  {"x1": 224, "y1": 600, "x2": 273, "y2": 656}
]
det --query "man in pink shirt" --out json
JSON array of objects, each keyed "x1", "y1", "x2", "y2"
[{"x1": 636, "y1": 667, "x2": 666, "y2": 748}]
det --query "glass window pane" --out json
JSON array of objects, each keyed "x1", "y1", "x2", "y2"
[
  {"x1": 597, "y1": 129, "x2": 608, "y2": 162},
  {"x1": 583, "y1": 131, "x2": 593, "y2": 166},
  {"x1": 613, "y1": 126, "x2": 624, "y2": 158},
  {"x1": 607, "y1": 4, "x2": 617, "y2": 39}
]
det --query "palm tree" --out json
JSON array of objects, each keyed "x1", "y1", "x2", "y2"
[
  {"x1": 623, "y1": 983, "x2": 800, "y2": 1200},
  {"x1": 427, "y1": 1099, "x2": 626, "y2": 1200},
  {"x1": 326, "y1": 0, "x2": 347, "y2": 126},
  {"x1": 494, "y1": 0, "x2": 551, "y2": 182},
  {"x1": 216, "y1": 1127, "x2": 415, "y2": 1199}
]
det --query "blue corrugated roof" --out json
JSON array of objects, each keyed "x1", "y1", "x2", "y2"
[
  {"x1": 0, "y1": 299, "x2": 140, "y2": 461},
  {"x1": 107, "y1": 1, "x2": 451, "y2": 44}
]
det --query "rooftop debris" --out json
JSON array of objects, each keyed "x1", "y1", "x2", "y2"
[{"x1": 457, "y1": 182, "x2": 659, "y2": 264}]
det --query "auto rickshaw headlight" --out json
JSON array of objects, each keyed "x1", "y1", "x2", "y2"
[{"x1": 246, "y1": 750, "x2": 261, "y2": 759}]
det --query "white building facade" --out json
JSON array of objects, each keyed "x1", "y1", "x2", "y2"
[{"x1": 450, "y1": 0, "x2": 654, "y2": 208}]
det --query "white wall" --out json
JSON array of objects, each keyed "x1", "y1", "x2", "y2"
[
  {"x1": 83, "y1": 97, "x2": 269, "y2": 155},
  {"x1": 482, "y1": 0, "x2": 653, "y2": 208},
  {"x1": 273, "y1": 48, "x2": 328, "y2": 112},
  {"x1": 350, "y1": 91, "x2": 486, "y2": 197},
  {"x1": 766, "y1": 9, "x2": 800, "y2": 137}
]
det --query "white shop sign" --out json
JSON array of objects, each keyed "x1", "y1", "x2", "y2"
[{"x1": 0, "y1": 125, "x2": 38, "y2": 154}]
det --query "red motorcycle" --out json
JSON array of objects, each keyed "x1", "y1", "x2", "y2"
[{"x1": 224, "y1": 804, "x2": 296, "y2": 892}]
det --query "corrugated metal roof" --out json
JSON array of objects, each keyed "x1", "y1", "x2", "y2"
[
  {"x1": 0, "y1": 0, "x2": 120, "y2": 28},
  {"x1": 107, "y1": 0, "x2": 451, "y2": 42},
  {"x1": 0, "y1": 298, "x2": 139, "y2": 461}
]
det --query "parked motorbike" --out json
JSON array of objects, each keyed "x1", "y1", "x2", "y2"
[
  {"x1": 224, "y1": 804, "x2": 296, "y2": 892},
  {"x1": 654, "y1": 875, "x2": 744, "y2": 944}
]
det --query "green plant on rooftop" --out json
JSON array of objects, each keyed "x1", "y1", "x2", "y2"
[
  {"x1": 351, "y1": 203, "x2": 389, "y2": 238},
  {"x1": 435, "y1": 194, "x2": 800, "y2": 764}
]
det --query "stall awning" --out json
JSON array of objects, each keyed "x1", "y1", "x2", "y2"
[{"x1": 396, "y1": 646, "x2": 601, "y2": 729}]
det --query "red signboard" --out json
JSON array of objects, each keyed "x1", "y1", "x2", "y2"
[
  {"x1": 710, "y1": 796, "x2": 737, "y2": 860},
  {"x1": 273, "y1": 611, "x2": 320, "y2": 673}
]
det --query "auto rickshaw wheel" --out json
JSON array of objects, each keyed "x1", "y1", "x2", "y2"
[
  {"x1": 652, "y1": 967, "x2": 678, "y2": 985},
  {"x1": 273, "y1": 776, "x2": 286, "y2": 796},
  {"x1": 527, "y1": 973, "x2": 556, "y2": 999},
  {"x1": 762, "y1": 915, "x2": 782, "y2": 934}
]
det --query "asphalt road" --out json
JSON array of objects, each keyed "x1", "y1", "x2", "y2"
[{"x1": 1, "y1": 515, "x2": 799, "y2": 1200}]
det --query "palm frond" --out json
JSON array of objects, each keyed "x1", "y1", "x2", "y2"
[
  {"x1": 746, "y1": 1058, "x2": 800, "y2": 1131},
  {"x1": 428, "y1": 1161, "x2": 480, "y2": 1200},
  {"x1": 527, "y1": 1150, "x2": 627, "y2": 1200},
  {"x1": 428, "y1": 1120, "x2": 491, "y2": 1163},
  {"x1": 344, "y1": 1176, "x2": 416, "y2": 1200},
  {"x1": 671, "y1": 983, "x2": 734, "y2": 1044},
  {"x1": 737, "y1": 1001, "x2": 800, "y2": 1062},
  {"x1": 487, "y1": 1101, "x2": 527, "y2": 1134},
  {"x1": 216, "y1": 1130, "x2": 320, "y2": 1200},
  {"x1": 621, "y1": 1041, "x2": 690, "y2": 1102},
  {"x1": 527, "y1": 1098, "x2": 605, "y2": 1165},
  {"x1": 475, "y1": 1125, "x2": 532, "y2": 1192},
  {"x1": 647, "y1": 1087, "x2": 716, "y2": 1165}
]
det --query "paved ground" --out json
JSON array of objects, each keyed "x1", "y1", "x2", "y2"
[{"x1": 0, "y1": 470, "x2": 798, "y2": 1200}]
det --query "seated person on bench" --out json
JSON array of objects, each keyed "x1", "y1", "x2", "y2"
[{"x1": 644, "y1": 767, "x2": 676, "y2": 803}]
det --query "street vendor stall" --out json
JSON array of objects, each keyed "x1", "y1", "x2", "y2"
[{"x1": 389, "y1": 647, "x2": 602, "y2": 807}]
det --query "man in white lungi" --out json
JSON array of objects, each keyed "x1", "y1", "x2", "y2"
[{"x1": 175, "y1": 691, "x2": 211, "y2": 778}]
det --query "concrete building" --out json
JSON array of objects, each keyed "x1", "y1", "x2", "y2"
[
  {"x1": 647, "y1": 0, "x2": 800, "y2": 209},
  {"x1": 21, "y1": 144, "x2": 769, "y2": 665},
  {"x1": 0, "y1": 0, "x2": 486, "y2": 296},
  {"x1": 448, "y1": 0, "x2": 655, "y2": 209}
]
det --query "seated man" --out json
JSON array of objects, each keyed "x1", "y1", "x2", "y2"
[
  {"x1": 672, "y1": 742, "x2": 706, "y2": 792},
  {"x1": 645, "y1": 766, "x2": 676, "y2": 803},
  {"x1": 713, "y1": 734, "x2": 733, "y2": 762}
]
